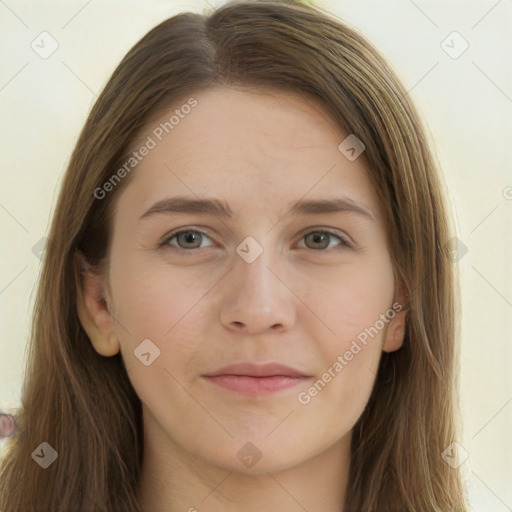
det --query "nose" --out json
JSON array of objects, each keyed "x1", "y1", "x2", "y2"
[{"x1": 219, "y1": 243, "x2": 296, "y2": 334}]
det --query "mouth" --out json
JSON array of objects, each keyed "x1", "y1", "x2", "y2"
[{"x1": 202, "y1": 362, "x2": 312, "y2": 396}]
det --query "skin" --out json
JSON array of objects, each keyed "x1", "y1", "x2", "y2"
[
  {"x1": 0, "y1": 414, "x2": 16, "y2": 439},
  {"x1": 78, "y1": 86, "x2": 407, "y2": 512}
]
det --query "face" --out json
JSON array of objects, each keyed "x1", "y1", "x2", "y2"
[{"x1": 81, "y1": 86, "x2": 406, "y2": 475}]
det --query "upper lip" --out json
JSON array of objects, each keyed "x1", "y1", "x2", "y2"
[{"x1": 203, "y1": 362, "x2": 309, "y2": 378}]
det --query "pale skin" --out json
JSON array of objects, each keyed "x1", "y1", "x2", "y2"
[{"x1": 78, "y1": 86, "x2": 407, "y2": 512}]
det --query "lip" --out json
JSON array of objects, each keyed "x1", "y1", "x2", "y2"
[
  {"x1": 202, "y1": 363, "x2": 312, "y2": 396},
  {"x1": 203, "y1": 362, "x2": 309, "y2": 378}
]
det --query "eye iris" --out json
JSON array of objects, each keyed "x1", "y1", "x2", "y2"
[
  {"x1": 305, "y1": 232, "x2": 330, "y2": 250},
  {"x1": 177, "y1": 231, "x2": 202, "y2": 249}
]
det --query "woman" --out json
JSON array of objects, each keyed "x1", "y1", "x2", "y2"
[{"x1": 0, "y1": 0, "x2": 468, "y2": 510}]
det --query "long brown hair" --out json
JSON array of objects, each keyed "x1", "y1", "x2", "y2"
[{"x1": 0, "y1": 1, "x2": 467, "y2": 510}]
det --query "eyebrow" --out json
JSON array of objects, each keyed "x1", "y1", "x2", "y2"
[{"x1": 139, "y1": 195, "x2": 374, "y2": 221}]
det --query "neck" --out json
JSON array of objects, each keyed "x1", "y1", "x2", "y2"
[{"x1": 137, "y1": 416, "x2": 351, "y2": 512}]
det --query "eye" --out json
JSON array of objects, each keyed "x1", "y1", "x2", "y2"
[
  {"x1": 159, "y1": 228, "x2": 351, "y2": 252},
  {"x1": 160, "y1": 229, "x2": 214, "y2": 251},
  {"x1": 297, "y1": 230, "x2": 351, "y2": 251}
]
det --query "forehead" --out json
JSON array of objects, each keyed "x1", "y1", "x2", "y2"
[{"x1": 116, "y1": 86, "x2": 382, "y2": 221}]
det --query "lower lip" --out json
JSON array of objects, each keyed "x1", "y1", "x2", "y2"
[{"x1": 203, "y1": 375, "x2": 309, "y2": 395}]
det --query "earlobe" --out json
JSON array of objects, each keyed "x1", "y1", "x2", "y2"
[
  {"x1": 382, "y1": 318, "x2": 406, "y2": 353},
  {"x1": 382, "y1": 284, "x2": 408, "y2": 353},
  {"x1": 75, "y1": 252, "x2": 120, "y2": 357}
]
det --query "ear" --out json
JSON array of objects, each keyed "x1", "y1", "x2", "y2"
[
  {"x1": 382, "y1": 283, "x2": 408, "y2": 354},
  {"x1": 75, "y1": 251, "x2": 120, "y2": 357}
]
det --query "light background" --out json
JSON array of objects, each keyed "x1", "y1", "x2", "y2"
[{"x1": 0, "y1": 1, "x2": 511, "y2": 510}]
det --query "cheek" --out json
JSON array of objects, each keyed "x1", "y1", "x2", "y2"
[
  {"x1": 295, "y1": 257, "x2": 393, "y2": 415},
  {"x1": 296, "y1": 279, "x2": 389, "y2": 437},
  {"x1": 108, "y1": 257, "x2": 213, "y2": 393},
  {"x1": 299, "y1": 254, "x2": 395, "y2": 342},
  {"x1": 108, "y1": 251, "x2": 211, "y2": 341},
  {"x1": 297, "y1": 350, "x2": 379, "y2": 448}
]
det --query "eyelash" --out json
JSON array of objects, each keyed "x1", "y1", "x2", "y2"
[{"x1": 158, "y1": 227, "x2": 352, "y2": 253}]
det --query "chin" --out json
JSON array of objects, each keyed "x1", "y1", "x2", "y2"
[{"x1": 197, "y1": 439, "x2": 313, "y2": 476}]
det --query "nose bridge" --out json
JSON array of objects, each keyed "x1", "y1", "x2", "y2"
[
  {"x1": 235, "y1": 235, "x2": 279, "y2": 301},
  {"x1": 219, "y1": 233, "x2": 295, "y2": 332}
]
